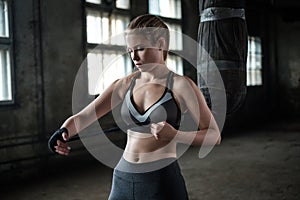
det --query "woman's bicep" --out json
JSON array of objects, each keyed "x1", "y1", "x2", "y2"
[
  {"x1": 75, "y1": 79, "x2": 121, "y2": 125},
  {"x1": 177, "y1": 77, "x2": 213, "y2": 130},
  {"x1": 61, "y1": 79, "x2": 126, "y2": 137},
  {"x1": 174, "y1": 76, "x2": 221, "y2": 145},
  {"x1": 93, "y1": 79, "x2": 123, "y2": 118}
]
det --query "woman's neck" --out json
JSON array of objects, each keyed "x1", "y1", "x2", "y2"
[{"x1": 139, "y1": 64, "x2": 170, "y2": 81}]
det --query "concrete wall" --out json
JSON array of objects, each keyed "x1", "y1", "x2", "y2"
[
  {"x1": 225, "y1": 1, "x2": 300, "y2": 130},
  {"x1": 41, "y1": 0, "x2": 83, "y2": 135},
  {"x1": 0, "y1": 0, "x2": 43, "y2": 173},
  {"x1": 0, "y1": 0, "x2": 83, "y2": 176},
  {"x1": 276, "y1": 17, "x2": 300, "y2": 116},
  {"x1": 224, "y1": 4, "x2": 272, "y2": 129}
]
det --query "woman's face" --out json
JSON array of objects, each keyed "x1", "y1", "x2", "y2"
[{"x1": 126, "y1": 33, "x2": 164, "y2": 71}]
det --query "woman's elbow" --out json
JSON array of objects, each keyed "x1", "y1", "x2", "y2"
[{"x1": 214, "y1": 128, "x2": 222, "y2": 145}]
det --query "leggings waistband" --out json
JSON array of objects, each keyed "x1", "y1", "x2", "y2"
[{"x1": 114, "y1": 157, "x2": 178, "y2": 174}]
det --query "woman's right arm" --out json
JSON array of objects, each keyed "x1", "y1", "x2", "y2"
[
  {"x1": 61, "y1": 79, "x2": 122, "y2": 138},
  {"x1": 54, "y1": 78, "x2": 125, "y2": 155}
]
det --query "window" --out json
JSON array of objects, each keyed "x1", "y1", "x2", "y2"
[
  {"x1": 0, "y1": 0, "x2": 13, "y2": 103},
  {"x1": 85, "y1": 0, "x2": 132, "y2": 95},
  {"x1": 84, "y1": 0, "x2": 184, "y2": 95},
  {"x1": 149, "y1": 0, "x2": 183, "y2": 75},
  {"x1": 86, "y1": 11, "x2": 129, "y2": 45},
  {"x1": 116, "y1": 0, "x2": 130, "y2": 9},
  {"x1": 86, "y1": 0, "x2": 131, "y2": 9},
  {"x1": 247, "y1": 36, "x2": 262, "y2": 86},
  {"x1": 149, "y1": 0, "x2": 181, "y2": 19},
  {"x1": 167, "y1": 54, "x2": 183, "y2": 75},
  {"x1": 86, "y1": 0, "x2": 101, "y2": 4},
  {"x1": 87, "y1": 51, "x2": 131, "y2": 95},
  {"x1": 166, "y1": 22, "x2": 183, "y2": 51}
]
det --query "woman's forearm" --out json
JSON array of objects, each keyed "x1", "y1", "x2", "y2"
[
  {"x1": 60, "y1": 115, "x2": 78, "y2": 138},
  {"x1": 60, "y1": 114, "x2": 87, "y2": 138},
  {"x1": 175, "y1": 128, "x2": 221, "y2": 146},
  {"x1": 60, "y1": 107, "x2": 99, "y2": 138}
]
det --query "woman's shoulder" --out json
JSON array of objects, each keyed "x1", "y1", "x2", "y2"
[
  {"x1": 117, "y1": 71, "x2": 139, "y2": 85},
  {"x1": 114, "y1": 71, "x2": 139, "y2": 97},
  {"x1": 172, "y1": 73, "x2": 195, "y2": 87},
  {"x1": 171, "y1": 73, "x2": 199, "y2": 96}
]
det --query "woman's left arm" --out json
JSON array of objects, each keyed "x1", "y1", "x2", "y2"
[{"x1": 150, "y1": 76, "x2": 221, "y2": 146}]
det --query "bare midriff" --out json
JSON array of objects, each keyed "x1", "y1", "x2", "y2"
[{"x1": 123, "y1": 129, "x2": 177, "y2": 163}]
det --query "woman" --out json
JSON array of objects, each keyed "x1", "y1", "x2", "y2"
[{"x1": 52, "y1": 14, "x2": 221, "y2": 200}]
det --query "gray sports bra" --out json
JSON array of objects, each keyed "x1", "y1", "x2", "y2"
[{"x1": 120, "y1": 71, "x2": 181, "y2": 133}]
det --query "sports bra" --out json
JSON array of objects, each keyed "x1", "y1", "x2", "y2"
[{"x1": 120, "y1": 71, "x2": 181, "y2": 133}]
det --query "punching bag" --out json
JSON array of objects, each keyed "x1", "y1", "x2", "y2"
[{"x1": 197, "y1": 0, "x2": 248, "y2": 116}]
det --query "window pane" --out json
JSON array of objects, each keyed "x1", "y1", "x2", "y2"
[
  {"x1": 247, "y1": 36, "x2": 262, "y2": 86},
  {"x1": 0, "y1": 0, "x2": 9, "y2": 37},
  {"x1": 86, "y1": 10, "x2": 129, "y2": 45},
  {"x1": 101, "y1": 13, "x2": 110, "y2": 43},
  {"x1": 149, "y1": 0, "x2": 181, "y2": 19},
  {"x1": 167, "y1": 54, "x2": 183, "y2": 75},
  {"x1": 149, "y1": 0, "x2": 159, "y2": 15},
  {"x1": 86, "y1": 9, "x2": 102, "y2": 44},
  {"x1": 167, "y1": 23, "x2": 182, "y2": 50},
  {"x1": 0, "y1": 48, "x2": 12, "y2": 101},
  {"x1": 87, "y1": 51, "x2": 131, "y2": 95},
  {"x1": 86, "y1": 0, "x2": 101, "y2": 4},
  {"x1": 108, "y1": 14, "x2": 129, "y2": 45},
  {"x1": 116, "y1": 0, "x2": 130, "y2": 9}
]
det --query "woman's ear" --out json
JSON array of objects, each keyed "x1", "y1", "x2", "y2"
[{"x1": 158, "y1": 37, "x2": 166, "y2": 51}]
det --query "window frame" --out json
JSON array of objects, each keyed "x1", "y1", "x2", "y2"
[{"x1": 0, "y1": 0, "x2": 15, "y2": 106}]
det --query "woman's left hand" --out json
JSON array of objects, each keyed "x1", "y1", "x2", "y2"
[{"x1": 150, "y1": 121, "x2": 177, "y2": 142}]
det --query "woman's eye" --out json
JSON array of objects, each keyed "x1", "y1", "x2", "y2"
[
  {"x1": 127, "y1": 46, "x2": 145, "y2": 54},
  {"x1": 135, "y1": 47, "x2": 145, "y2": 51}
]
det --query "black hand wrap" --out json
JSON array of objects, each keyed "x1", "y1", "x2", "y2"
[{"x1": 48, "y1": 128, "x2": 68, "y2": 154}]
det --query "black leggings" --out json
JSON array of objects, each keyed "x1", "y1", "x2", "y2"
[{"x1": 108, "y1": 158, "x2": 189, "y2": 200}]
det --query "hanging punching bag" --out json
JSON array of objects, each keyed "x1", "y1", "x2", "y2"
[{"x1": 197, "y1": 0, "x2": 248, "y2": 116}]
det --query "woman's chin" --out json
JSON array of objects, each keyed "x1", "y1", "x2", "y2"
[{"x1": 135, "y1": 64, "x2": 148, "y2": 71}]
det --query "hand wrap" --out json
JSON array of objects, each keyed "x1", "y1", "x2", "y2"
[{"x1": 48, "y1": 128, "x2": 68, "y2": 154}]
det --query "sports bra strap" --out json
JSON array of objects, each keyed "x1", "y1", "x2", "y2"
[
  {"x1": 166, "y1": 71, "x2": 174, "y2": 91},
  {"x1": 128, "y1": 70, "x2": 174, "y2": 92},
  {"x1": 128, "y1": 72, "x2": 141, "y2": 91}
]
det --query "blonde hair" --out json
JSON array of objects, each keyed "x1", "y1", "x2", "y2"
[{"x1": 126, "y1": 14, "x2": 170, "y2": 61}]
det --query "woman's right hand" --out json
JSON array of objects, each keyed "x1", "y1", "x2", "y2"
[{"x1": 54, "y1": 132, "x2": 71, "y2": 156}]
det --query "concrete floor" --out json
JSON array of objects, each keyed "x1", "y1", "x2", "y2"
[{"x1": 1, "y1": 120, "x2": 300, "y2": 200}]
